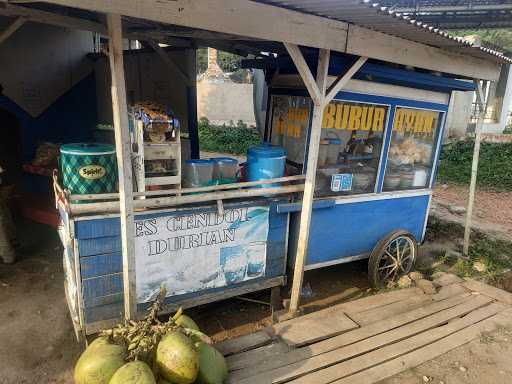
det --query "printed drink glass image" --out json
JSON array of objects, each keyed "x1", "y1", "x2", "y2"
[
  {"x1": 246, "y1": 242, "x2": 266, "y2": 277},
  {"x1": 220, "y1": 245, "x2": 247, "y2": 285}
]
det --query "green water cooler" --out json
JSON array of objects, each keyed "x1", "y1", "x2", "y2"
[{"x1": 60, "y1": 143, "x2": 118, "y2": 195}]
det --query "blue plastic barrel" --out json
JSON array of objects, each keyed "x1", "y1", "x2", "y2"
[{"x1": 247, "y1": 143, "x2": 286, "y2": 187}]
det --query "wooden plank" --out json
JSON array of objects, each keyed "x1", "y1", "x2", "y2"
[
  {"x1": 325, "y1": 56, "x2": 368, "y2": 103},
  {"x1": 288, "y1": 48, "x2": 330, "y2": 315},
  {"x1": 41, "y1": 0, "x2": 349, "y2": 51},
  {"x1": 0, "y1": 3, "x2": 106, "y2": 34},
  {"x1": 215, "y1": 331, "x2": 273, "y2": 357},
  {"x1": 227, "y1": 342, "x2": 290, "y2": 371},
  {"x1": 340, "y1": 287, "x2": 424, "y2": 315},
  {"x1": 333, "y1": 307, "x2": 512, "y2": 384},
  {"x1": 288, "y1": 301, "x2": 505, "y2": 384},
  {"x1": 271, "y1": 306, "x2": 359, "y2": 347},
  {"x1": 0, "y1": 17, "x2": 25, "y2": 45},
  {"x1": 69, "y1": 184, "x2": 304, "y2": 215},
  {"x1": 107, "y1": 13, "x2": 137, "y2": 320},
  {"x1": 227, "y1": 292, "x2": 471, "y2": 382},
  {"x1": 234, "y1": 295, "x2": 493, "y2": 384},
  {"x1": 432, "y1": 283, "x2": 469, "y2": 301},
  {"x1": 463, "y1": 278, "x2": 512, "y2": 305},
  {"x1": 70, "y1": 175, "x2": 305, "y2": 201},
  {"x1": 346, "y1": 25, "x2": 501, "y2": 81},
  {"x1": 348, "y1": 294, "x2": 432, "y2": 326},
  {"x1": 283, "y1": 43, "x2": 322, "y2": 106}
]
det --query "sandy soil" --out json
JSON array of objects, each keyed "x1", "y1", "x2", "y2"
[
  {"x1": 433, "y1": 184, "x2": 512, "y2": 238},
  {"x1": 1, "y1": 187, "x2": 512, "y2": 383},
  {"x1": 379, "y1": 325, "x2": 512, "y2": 384}
]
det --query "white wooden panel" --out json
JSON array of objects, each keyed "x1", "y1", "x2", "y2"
[
  {"x1": 41, "y1": 0, "x2": 349, "y2": 51},
  {"x1": 346, "y1": 25, "x2": 501, "y2": 81}
]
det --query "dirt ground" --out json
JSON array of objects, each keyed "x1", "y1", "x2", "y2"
[
  {"x1": 1, "y1": 185, "x2": 512, "y2": 383},
  {"x1": 433, "y1": 184, "x2": 512, "y2": 239}
]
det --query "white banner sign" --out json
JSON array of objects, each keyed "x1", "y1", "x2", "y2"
[{"x1": 134, "y1": 206, "x2": 269, "y2": 303}]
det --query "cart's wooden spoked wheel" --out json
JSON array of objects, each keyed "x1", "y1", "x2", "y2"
[{"x1": 368, "y1": 230, "x2": 418, "y2": 288}]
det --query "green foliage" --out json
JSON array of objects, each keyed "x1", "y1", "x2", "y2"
[
  {"x1": 437, "y1": 139, "x2": 512, "y2": 191},
  {"x1": 452, "y1": 29, "x2": 512, "y2": 52},
  {"x1": 198, "y1": 117, "x2": 261, "y2": 155},
  {"x1": 196, "y1": 48, "x2": 243, "y2": 74}
]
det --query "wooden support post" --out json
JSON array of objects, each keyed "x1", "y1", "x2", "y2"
[
  {"x1": 107, "y1": 13, "x2": 137, "y2": 320},
  {"x1": 463, "y1": 80, "x2": 487, "y2": 256},
  {"x1": 288, "y1": 47, "x2": 330, "y2": 315},
  {"x1": 286, "y1": 46, "x2": 366, "y2": 316},
  {"x1": 0, "y1": 17, "x2": 25, "y2": 45}
]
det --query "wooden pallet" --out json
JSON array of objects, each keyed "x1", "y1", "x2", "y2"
[{"x1": 221, "y1": 277, "x2": 512, "y2": 384}]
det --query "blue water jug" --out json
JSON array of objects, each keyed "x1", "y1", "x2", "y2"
[{"x1": 247, "y1": 143, "x2": 286, "y2": 188}]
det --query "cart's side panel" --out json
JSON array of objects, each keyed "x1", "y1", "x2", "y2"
[
  {"x1": 288, "y1": 194, "x2": 430, "y2": 267},
  {"x1": 71, "y1": 199, "x2": 290, "y2": 330}
]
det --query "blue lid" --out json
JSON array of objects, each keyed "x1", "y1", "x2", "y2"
[
  {"x1": 60, "y1": 143, "x2": 115, "y2": 155},
  {"x1": 248, "y1": 143, "x2": 286, "y2": 158},
  {"x1": 328, "y1": 139, "x2": 342, "y2": 144},
  {"x1": 185, "y1": 159, "x2": 213, "y2": 166},
  {"x1": 210, "y1": 157, "x2": 238, "y2": 164}
]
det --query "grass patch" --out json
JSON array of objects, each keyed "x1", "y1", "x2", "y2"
[
  {"x1": 198, "y1": 117, "x2": 261, "y2": 155},
  {"x1": 437, "y1": 139, "x2": 512, "y2": 191},
  {"x1": 424, "y1": 218, "x2": 512, "y2": 283}
]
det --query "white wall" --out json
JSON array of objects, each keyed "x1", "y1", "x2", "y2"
[
  {"x1": 197, "y1": 78, "x2": 256, "y2": 126},
  {"x1": 445, "y1": 91, "x2": 473, "y2": 138},
  {"x1": 0, "y1": 19, "x2": 94, "y2": 116}
]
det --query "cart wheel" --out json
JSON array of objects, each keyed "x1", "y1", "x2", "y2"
[{"x1": 368, "y1": 230, "x2": 418, "y2": 289}]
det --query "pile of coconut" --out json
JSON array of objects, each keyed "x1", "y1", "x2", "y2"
[{"x1": 74, "y1": 288, "x2": 227, "y2": 384}]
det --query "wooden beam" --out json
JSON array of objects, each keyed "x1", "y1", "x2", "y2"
[
  {"x1": 325, "y1": 56, "x2": 368, "y2": 103},
  {"x1": 463, "y1": 80, "x2": 486, "y2": 256},
  {"x1": 0, "y1": 3, "x2": 106, "y2": 34},
  {"x1": 284, "y1": 43, "x2": 322, "y2": 106},
  {"x1": 288, "y1": 48, "x2": 330, "y2": 315},
  {"x1": 146, "y1": 39, "x2": 190, "y2": 85},
  {"x1": 38, "y1": 0, "x2": 349, "y2": 51},
  {"x1": 346, "y1": 25, "x2": 502, "y2": 81},
  {"x1": 107, "y1": 13, "x2": 137, "y2": 320},
  {"x1": 0, "y1": 16, "x2": 25, "y2": 45}
]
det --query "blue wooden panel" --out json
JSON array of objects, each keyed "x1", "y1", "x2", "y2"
[
  {"x1": 75, "y1": 217, "x2": 121, "y2": 239},
  {"x1": 85, "y1": 302, "x2": 124, "y2": 323},
  {"x1": 82, "y1": 273, "x2": 123, "y2": 307},
  {"x1": 80, "y1": 252, "x2": 122, "y2": 279},
  {"x1": 289, "y1": 195, "x2": 429, "y2": 266},
  {"x1": 78, "y1": 236, "x2": 121, "y2": 257}
]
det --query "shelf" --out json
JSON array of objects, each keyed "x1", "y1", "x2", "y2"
[{"x1": 145, "y1": 175, "x2": 181, "y2": 186}]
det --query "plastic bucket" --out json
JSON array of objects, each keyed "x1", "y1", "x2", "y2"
[
  {"x1": 183, "y1": 159, "x2": 214, "y2": 188},
  {"x1": 60, "y1": 143, "x2": 117, "y2": 195},
  {"x1": 211, "y1": 157, "x2": 239, "y2": 184},
  {"x1": 247, "y1": 143, "x2": 286, "y2": 188}
]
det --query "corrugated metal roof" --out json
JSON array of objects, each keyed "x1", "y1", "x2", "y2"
[{"x1": 257, "y1": 0, "x2": 512, "y2": 63}]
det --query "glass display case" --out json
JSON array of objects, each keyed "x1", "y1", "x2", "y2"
[
  {"x1": 269, "y1": 95, "x2": 390, "y2": 197},
  {"x1": 383, "y1": 107, "x2": 443, "y2": 191}
]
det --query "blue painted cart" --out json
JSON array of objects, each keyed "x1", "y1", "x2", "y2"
[
  {"x1": 260, "y1": 52, "x2": 475, "y2": 288},
  {"x1": 57, "y1": 196, "x2": 291, "y2": 336}
]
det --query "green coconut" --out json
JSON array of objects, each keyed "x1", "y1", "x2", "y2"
[
  {"x1": 157, "y1": 380, "x2": 171, "y2": 384},
  {"x1": 156, "y1": 331, "x2": 199, "y2": 384},
  {"x1": 108, "y1": 361, "x2": 156, "y2": 384},
  {"x1": 175, "y1": 314, "x2": 199, "y2": 331},
  {"x1": 74, "y1": 337, "x2": 126, "y2": 384},
  {"x1": 195, "y1": 342, "x2": 228, "y2": 384}
]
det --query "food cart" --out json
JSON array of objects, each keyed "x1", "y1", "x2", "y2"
[
  {"x1": 258, "y1": 52, "x2": 476, "y2": 288},
  {"x1": 10, "y1": 0, "x2": 509, "y2": 339}
]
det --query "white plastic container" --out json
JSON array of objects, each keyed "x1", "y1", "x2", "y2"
[{"x1": 327, "y1": 138, "x2": 341, "y2": 165}]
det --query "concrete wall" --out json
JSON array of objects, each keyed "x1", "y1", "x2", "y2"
[
  {"x1": 197, "y1": 78, "x2": 256, "y2": 126},
  {"x1": 0, "y1": 20, "x2": 94, "y2": 117},
  {"x1": 94, "y1": 49, "x2": 192, "y2": 132},
  {"x1": 445, "y1": 91, "x2": 473, "y2": 139}
]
